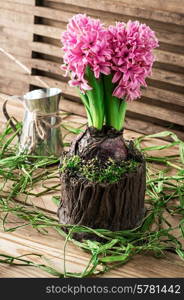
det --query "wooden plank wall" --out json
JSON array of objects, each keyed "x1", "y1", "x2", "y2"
[
  {"x1": 0, "y1": 0, "x2": 34, "y2": 95},
  {"x1": 0, "y1": 0, "x2": 184, "y2": 138}
]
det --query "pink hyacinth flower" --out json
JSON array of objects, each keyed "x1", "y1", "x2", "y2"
[
  {"x1": 61, "y1": 14, "x2": 111, "y2": 92},
  {"x1": 108, "y1": 20, "x2": 158, "y2": 101}
]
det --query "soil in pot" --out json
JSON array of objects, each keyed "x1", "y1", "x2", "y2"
[{"x1": 58, "y1": 126, "x2": 146, "y2": 240}]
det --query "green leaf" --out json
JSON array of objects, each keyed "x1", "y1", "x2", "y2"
[
  {"x1": 142, "y1": 141, "x2": 179, "y2": 152},
  {"x1": 103, "y1": 74, "x2": 127, "y2": 130},
  {"x1": 140, "y1": 213, "x2": 155, "y2": 232},
  {"x1": 52, "y1": 196, "x2": 61, "y2": 207},
  {"x1": 179, "y1": 142, "x2": 184, "y2": 164},
  {"x1": 98, "y1": 239, "x2": 119, "y2": 254},
  {"x1": 78, "y1": 91, "x2": 93, "y2": 126},
  {"x1": 176, "y1": 249, "x2": 184, "y2": 260},
  {"x1": 85, "y1": 66, "x2": 104, "y2": 129},
  {"x1": 100, "y1": 244, "x2": 134, "y2": 263},
  {"x1": 179, "y1": 220, "x2": 184, "y2": 238},
  {"x1": 61, "y1": 124, "x2": 84, "y2": 134}
]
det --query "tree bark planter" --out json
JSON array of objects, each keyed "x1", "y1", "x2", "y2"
[{"x1": 58, "y1": 127, "x2": 146, "y2": 240}]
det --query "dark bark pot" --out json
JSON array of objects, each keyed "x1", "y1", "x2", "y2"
[{"x1": 57, "y1": 126, "x2": 146, "y2": 240}]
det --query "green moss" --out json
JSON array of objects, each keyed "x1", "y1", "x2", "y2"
[
  {"x1": 60, "y1": 155, "x2": 81, "y2": 173},
  {"x1": 60, "y1": 155, "x2": 139, "y2": 184}
]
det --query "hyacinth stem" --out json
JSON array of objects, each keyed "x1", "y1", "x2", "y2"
[
  {"x1": 79, "y1": 92, "x2": 93, "y2": 127},
  {"x1": 104, "y1": 94, "x2": 120, "y2": 130},
  {"x1": 118, "y1": 100, "x2": 127, "y2": 130},
  {"x1": 103, "y1": 75, "x2": 127, "y2": 131},
  {"x1": 79, "y1": 70, "x2": 127, "y2": 131},
  {"x1": 84, "y1": 66, "x2": 104, "y2": 130}
]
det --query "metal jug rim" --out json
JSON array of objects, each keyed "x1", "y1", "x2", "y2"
[{"x1": 23, "y1": 88, "x2": 62, "y2": 101}]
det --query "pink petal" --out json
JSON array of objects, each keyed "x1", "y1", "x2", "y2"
[{"x1": 112, "y1": 71, "x2": 122, "y2": 83}]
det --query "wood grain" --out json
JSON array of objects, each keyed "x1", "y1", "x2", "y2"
[
  {"x1": 51, "y1": 0, "x2": 184, "y2": 25},
  {"x1": 30, "y1": 57, "x2": 184, "y2": 90},
  {"x1": 1, "y1": 216, "x2": 184, "y2": 278},
  {"x1": 51, "y1": 0, "x2": 184, "y2": 15},
  {"x1": 0, "y1": 95, "x2": 183, "y2": 277},
  {"x1": 30, "y1": 76, "x2": 184, "y2": 127},
  {"x1": 32, "y1": 22, "x2": 184, "y2": 48},
  {"x1": 9, "y1": 0, "x2": 34, "y2": 4},
  {"x1": 0, "y1": 2, "x2": 33, "y2": 97},
  {"x1": 1, "y1": 92, "x2": 184, "y2": 140},
  {"x1": 0, "y1": 27, "x2": 32, "y2": 41},
  {"x1": 31, "y1": 37, "x2": 184, "y2": 69},
  {"x1": 0, "y1": 173, "x2": 183, "y2": 278},
  {"x1": 0, "y1": 0, "x2": 184, "y2": 144},
  {"x1": 31, "y1": 8, "x2": 184, "y2": 48},
  {"x1": 0, "y1": 9, "x2": 34, "y2": 31}
]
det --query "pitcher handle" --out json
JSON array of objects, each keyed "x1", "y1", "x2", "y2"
[{"x1": 3, "y1": 100, "x2": 21, "y2": 137}]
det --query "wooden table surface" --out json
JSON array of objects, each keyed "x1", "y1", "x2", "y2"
[{"x1": 0, "y1": 93, "x2": 183, "y2": 278}]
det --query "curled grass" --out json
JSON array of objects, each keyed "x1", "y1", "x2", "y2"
[{"x1": 0, "y1": 123, "x2": 184, "y2": 277}]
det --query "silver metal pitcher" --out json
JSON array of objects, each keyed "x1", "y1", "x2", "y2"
[{"x1": 3, "y1": 88, "x2": 63, "y2": 157}]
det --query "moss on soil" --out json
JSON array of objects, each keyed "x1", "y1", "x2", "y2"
[{"x1": 60, "y1": 155, "x2": 139, "y2": 184}]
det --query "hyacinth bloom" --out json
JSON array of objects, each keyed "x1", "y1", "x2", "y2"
[
  {"x1": 61, "y1": 14, "x2": 158, "y2": 130},
  {"x1": 108, "y1": 21, "x2": 158, "y2": 101},
  {"x1": 61, "y1": 14, "x2": 111, "y2": 92}
]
